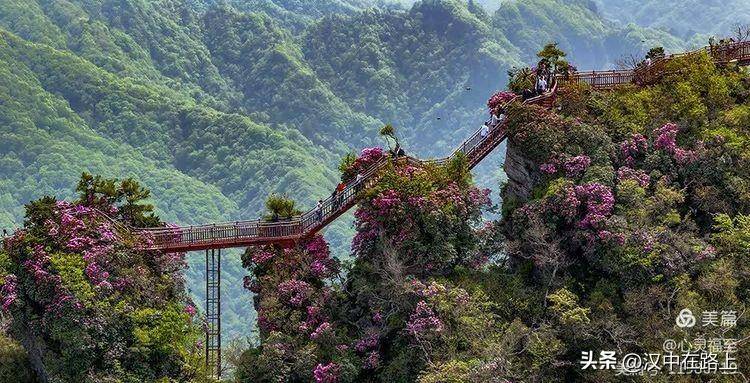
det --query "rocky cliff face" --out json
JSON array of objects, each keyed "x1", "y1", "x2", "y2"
[{"x1": 502, "y1": 139, "x2": 542, "y2": 203}]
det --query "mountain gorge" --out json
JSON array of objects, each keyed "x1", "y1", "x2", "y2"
[{"x1": 0, "y1": 0, "x2": 716, "y2": 340}]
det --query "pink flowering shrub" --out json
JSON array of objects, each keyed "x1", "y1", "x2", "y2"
[
  {"x1": 563, "y1": 155, "x2": 591, "y2": 177},
  {"x1": 239, "y1": 236, "x2": 357, "y2": 382},
  {"x1": 0, "y1": 175, "x2": 204, "y2": 382},
  {"x1": 340, "y1": 147, "x2": 386, "y2": 183},
  {"x1": 653, "y1": 122, "x2": 679, "y2": 153},
  {"x1": 405, "y1": 301, "x2": 444, "y2": 337},
  {"x1": 616, "y1": 167, "x2": 650, "y2": 188},
  {"x1": 487, "y1": 91, "x2": 517, "y2": 114},
  {"x1": 352, "y1": 157, "x2": 491, "y2": 274},
  {"x1": 238, "y1": 156, "x2": 497, "y2": 382},
  {"x1": 313, "y1": 362, "x2": 340, "y2": 383},
  {"x1": 620, "y1": 133, "x2": 648, "y2": 166},
  {"x1": 502, "y1": 70, "x2": 724, "y2": 289}
]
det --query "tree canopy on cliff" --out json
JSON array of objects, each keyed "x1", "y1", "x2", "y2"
[{"x1": 0, "y1": 174, "x2": 209, "y2": 382}]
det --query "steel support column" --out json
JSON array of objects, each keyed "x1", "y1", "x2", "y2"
[{"x1": 205, "y1": 249, "x2": 221, "y2": 378}]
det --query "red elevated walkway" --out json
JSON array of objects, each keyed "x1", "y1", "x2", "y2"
[{"x1": 133, "y1": 85, "x2": 557, "y2": 252}]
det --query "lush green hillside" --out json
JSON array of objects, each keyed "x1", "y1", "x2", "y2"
[
  {"x1": 493, "y1": 0, "x2": 685, "y2": 68},
  {"x1": 595, "y1": 0, "x2": 750, "y2": 41}
]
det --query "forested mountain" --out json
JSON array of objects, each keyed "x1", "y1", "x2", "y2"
[
  {"x1": 0, "y1": 0, "x2": 718, "y2": 340},
  {"x1": 494, "y1": 0, "x2": 684, "y2": 66},
  {"x1": 595, "y1": 0, "x2": 750, "y2": 41}
]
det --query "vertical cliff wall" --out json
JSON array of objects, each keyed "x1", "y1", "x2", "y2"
[{"x1": 502, "y1": 139, "x2": 542, "y2": 204}]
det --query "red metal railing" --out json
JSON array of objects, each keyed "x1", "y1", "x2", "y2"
[{"x1": 560, "y1": 41, "x2": 750, "y2": 90}]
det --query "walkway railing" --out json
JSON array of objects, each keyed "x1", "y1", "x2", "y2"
[{"x1": 559, "y1": 40, "x2": 750, "y2": 89}]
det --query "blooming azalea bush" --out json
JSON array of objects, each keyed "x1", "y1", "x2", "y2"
[
  {"x1": 237, "y1": 155, "x2": 497, "y2": 382},
  {"x1": 237, "y1": 236, "x2": 358, "y2": 383},
  {"x1": 486, "y1": 91, "x2": 516, "y2": 115},
  {"x1": 352, "y1": 156, "x2": 491, "y2": 273},
  {"x1": 494, "y1": 53, "x2": 750, "y2": 381},
  {"x1": 339, "y1": 147, "x2": 386, "y2": 183},
  {"x1": 0, "y1": 175, "x2": 208, "y2": 382}
]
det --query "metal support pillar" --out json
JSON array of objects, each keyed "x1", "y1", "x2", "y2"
[{"x1": 205, "y1": 249, "x2": 221, "y2": 378}]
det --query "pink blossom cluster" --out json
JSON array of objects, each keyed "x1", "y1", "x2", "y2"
[
  {"x1": 620, "y1": 133, "x2": 648, "y2": 166},
  {"x1": 371, "y1": 189, "x2": 402, "y2": 216},
  {"x1": 305, "y1": 236, "x2": 336, "y2": 278},
  {"x1": 354, "y1": 332, "x2": 379, "y2": 352},
  {"x1": 85, "y1": 262, "x2": 112, "y2": 290},
  {"x1": 573, "y1": 183, "x2": 615, "y2": 230},
  {"x1": 184, "y1": 304, "x2": 197, "y2": 317},
  {"x1": 487, "y1": 91, "x2": 516, "y2": 114},
  {"x1": 654, "y1": 123, "x2": 679, "y2": 153},
  {"x1": 540, "y1": 163, "x2": 557, "y2": 174},
  {"x1": 363, "y1": 351, "x2": 380, "y2": 369},
  {"x1": 342, "y1": 147, "x2": 386, "y2": 182},
  {"x1": 555, "y1": 183, "x2": 615, "y2": 232},
  {"x1": 313, "y1": 362, "x2": 340, "y2": 383},
  {"x1": 251, "y1": 250, "x2": 274, "y2": 264},
  {"x1": 467, "y1": 187, "x2": 492, "y2": 209},
  {"x1": 23, "y1": 245, "x2": 54, "y2": 283},
  {"x1": 431, "y1": 182, "x2": 490, "y2": 216},
  {"x1": 617, "y1": 167, "x2": 650, "y2": 187},
  {"x1": 310, "y1": 321, "x2": 333, "y2": 340},
  {"x1": 556, "y1": 186, "x2": 581, "y2": 220},
  {"x1": 652, "y1": 123, "x2": 702, "y2": 164},
  {"x1": 0, "y1": 274, "x2": 17, "y2": 311},
  {"x1": 563, "y1": 155, "x2": 591, "y2": 177},
  {"x1": 278, "y1": 279, "x2": 312, "y2": 307},
  {"x1": 406, "y1": 301, "x2": 444, "y2": 337},
  {"x1": 360, "y1": 147, "x2": 385, "y2": 163},
  {"x1": 674, "y1": 148, "x2": 697, "y2": 164}
]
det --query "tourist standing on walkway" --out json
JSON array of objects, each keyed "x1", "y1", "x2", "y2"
[
  {"x1": 480, "y1": 123, "x2": 490, "y2": 138},
  {"x1": 355, "y1": 173, "x2": 364, "y2": 191},
  {"x1": 537, "y1": 76, "x2": 548, "y2": 94},
  {"x1": 336, "y1": 182, "x2": 346, "y2": 206},
  {"x1": 316, "y1": 200, "x2": 323, "y2": 221}
]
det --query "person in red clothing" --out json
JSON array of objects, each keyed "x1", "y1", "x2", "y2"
[{"x1": 336, "y1": 182, "x2": 346, "y2": 206}]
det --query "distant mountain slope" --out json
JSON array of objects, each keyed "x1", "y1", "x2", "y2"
[
  {"x1": 199, "y1": 0, "x2": 403, "y2": 31},
  {"x1": 302, "y1": 0, "x2": 523, "y2": 154},
  {"x1": 493, "y1": 0, "x2": 685, "y2": 69},
  {"x1": 200, "y1": 7, "x2": 383, "y2": 148},
  {"x1": 0, "y1": 32, "x2": 237, "y2": 227},
  {"x1": 594, "y1": 0, "x2": 750, "y2": 41}
]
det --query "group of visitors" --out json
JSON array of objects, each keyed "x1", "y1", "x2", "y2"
[
  {"x1": 521, "y1": 60, "x2": 552, "y2": 100},
  {"x1": 709, "y1": 36, "x2": 737, "y2": 47},
  {"x1": 316, "y1": 168, "x2": 366, "y2": 223},
  {"x1": 479, "y1": 105, "x2": 507, "y2": 141},
  {"x1": 390, "y1": 142, "x2": 406, "y2": 157}
]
